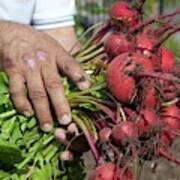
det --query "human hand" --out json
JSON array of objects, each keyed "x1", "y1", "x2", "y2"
[{"x1": 0, "y1": 22, "x2": 90, "y2": 132}]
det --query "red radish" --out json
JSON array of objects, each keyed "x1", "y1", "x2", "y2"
[
  {"x1": 141, "y1": 80, "x2": 158, "y2": 109},
  {"x1": 137, "y1": 34, "x2": 156, "y2": 52},
  {"x1": 136, "y1": 108, "x2": 158, "y2": 134},
  {"x1": 107, "y1": 53, "x2": 136, "y2": 103},
  {"x1": 162, "y1": 116, "x2": 180, "y2": 131},
  {"x1": 161, "y1": 105, "x2": 180, "y2": 130},
  {"x1": 112, "y1": 121, "x2": 138, "y2": 145},
  {"x1": 107, "y1": 52, "x2": 154, "y2": 103},
  {"x1": 131, "y1": 52, "x2": 154, "y2": 71},
  {"x1": 99, "y1": 127, "x2": 112, "y2": 142},
  {"x1": 149, "y1": 53, "x2": 161, "y2": 69},
  {"x1": 160, "y1": 81, "x2": 178, "y2": 101},
  {"x1": 110, "y1": 1, "x2": 138, "y2": 26},
  {"x1": 89, "y1": 163, "x2": 118, "y2": 180},
  {"x1": 104, "y1": 33, "x2": 134, "y2": 57},
  {"x1": 161, "y1": 104, "x2": 180, "y2": 120},
  {"x1": 161, "y1": 48, "x2": 175, "y2": 72},
  {"x1": 90, "y1": 163, "x2": 133, "y2": 180},
  {"x1": 160, "y1": 130, "x2": 173, "y2": 146},
  {"x1": 157, "y1": 147, "x2": 180, "y2": 165}
]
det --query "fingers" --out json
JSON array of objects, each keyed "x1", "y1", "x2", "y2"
[
  {"x1": 56, "y1": 50, "x2": 90, "y2": 90},
  {"x1": 41, "y1": 64, "x2": 71, "y2": 125},
  {"x1": 9, "y1": 73, "x2": 33, "y2": 116},
  {"x1": 2, "y1": 55, "x2": 33, "y2": 116},
  {"x1": 24, "y1": 58, "x2": 53, "y2": 132}
]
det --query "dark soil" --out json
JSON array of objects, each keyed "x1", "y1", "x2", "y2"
[{"x1": 83, "y1": 138, "x2": 180, "y2": 180}]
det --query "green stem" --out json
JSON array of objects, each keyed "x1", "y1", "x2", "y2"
[
  {"x1": 0, "y1": 110, "x2": 16, "y2": 119},
  {"x1": 71, "y1": 22, "x2": 103, "y2": 56},
  {"x1": 68, "y1": 83, "x2": 106, "y2": 99},
  {"x1": 77, "y1": 47, "x2": 105, "y2": 63},
  {"x1": 76, "y1": 43, "x2": 102, "y2": 58}
]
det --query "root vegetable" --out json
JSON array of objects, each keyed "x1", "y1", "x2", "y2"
[
  {"x1": 107, "y1": 53, "x2": 136, "y2": 103},
  {"x1": 90, "y1": 163, "x2": 133, "y2": 180},
  {"x1": 110, "y1": 1, "x2": 138, "y2": 27},
  {"x1": 136, "y1": 108, "x2": 158, "y2": 134},
  {"x1": 104, "y1": 33, "x2": 134, "y2": 57},
  {"x1": 99, "y1": 127, "x2": 112, "y2": 142},
  {"x1": 112, "y1": 121, "x2": 138, "y2": 145},
  {"x1": 161, "y1": 48, "x2": 175, "y2": 72},
  {"x1": 89, "y1": 163, "x2": 117, "y2": 180}
]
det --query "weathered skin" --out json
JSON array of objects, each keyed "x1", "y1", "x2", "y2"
[{"x1": 0, "y1": 21, "x2": 90, "y2": 132}]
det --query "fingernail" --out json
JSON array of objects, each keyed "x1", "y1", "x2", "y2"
[
  {"x1": 60, "y1": 151, "x2": 74, "y2": 161},
  {"x1": 42, "y1": 123, "x2": 52, "y2": 132},
  {"x1": 59, "y1": 114, "x2": 71, "y2": 125},
  {"x1": 78, "y1": 81, "x2": 91, "y2": 90},
  {"x1": 67, "y1": 123, "x2": 79, "y2": 135},
  {"x1": 23, "y1": 111, "x2": 32, "y2": 117},
  {"x1": 54, "y1": 128, "x2": 67, "y2": 142}
]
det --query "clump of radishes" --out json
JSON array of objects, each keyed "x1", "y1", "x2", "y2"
[
  {"x1": 67, "y1": 1, "x2": 180, "y2": 180},
  {"x1": 85, "y1": 1, "x2": 180, "y2": 179}
]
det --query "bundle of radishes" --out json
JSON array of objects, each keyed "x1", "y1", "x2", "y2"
[{"x1": 85, "y1": 1, "x2": 180, "y2": 179}]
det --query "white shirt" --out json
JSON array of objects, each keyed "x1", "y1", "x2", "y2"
[{"x1": 0, "y1": 0, "x2": 76, "y2": 30}]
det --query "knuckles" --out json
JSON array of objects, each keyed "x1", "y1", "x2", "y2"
[
  {"x1": 45, "y1": 78, "x2": 61, "y2": 90},
  {"x1": 29, "y1": 89, "x2": 47, "y2": 101}
]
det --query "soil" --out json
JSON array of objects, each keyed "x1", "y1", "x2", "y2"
[
  {"x1": 140, "y1": 138, "x2": 180, "y2": 180},
  {"x1": 83, "y1": 138, "x2": 180, "y2": 180}
]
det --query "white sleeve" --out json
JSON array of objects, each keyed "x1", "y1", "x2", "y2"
[
  {"x1": 32, "y1": 0, "x2": 76, "y2": 30},
  {"x1": 0, "y1": 0, "x2": 35, "y2": 24}
]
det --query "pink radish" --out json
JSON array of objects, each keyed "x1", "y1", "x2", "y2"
[
  {"x1": 110, "y1": 1, "x2": 138, "y2": 26},
  {"x1": 104, "y1": 33, "x2": 134, "y2": 57},
  {"x1": 112, "y1": 121, "x2": 138, "y2": 145}
]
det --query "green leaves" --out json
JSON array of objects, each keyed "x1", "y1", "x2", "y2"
[{"x1": 0, "y1": 141, "x2": 23, "y2": 167}]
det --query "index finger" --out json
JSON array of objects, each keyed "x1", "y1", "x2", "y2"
[{"x1": 56, "y1": 49, "x2": 91, "y2": 90}]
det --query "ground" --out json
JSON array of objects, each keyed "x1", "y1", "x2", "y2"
[{"x1": 83, "y1": 138, "x2": 180, "y2": 180}]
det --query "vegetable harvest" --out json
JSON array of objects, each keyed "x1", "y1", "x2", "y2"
[{"x1": 0, "y1": 0, "x2": 180, "y2": 179}]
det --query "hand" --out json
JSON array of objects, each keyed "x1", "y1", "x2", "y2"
[{"x1": 0, "y1": 22, "x2": 90, "y2": 132}]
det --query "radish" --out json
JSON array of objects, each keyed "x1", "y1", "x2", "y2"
[
  {"x1": 162, "y1": 116, "x2": 180, "y2": 131},
  {"x1": 107, "y1": 53, "x2": 136, "y2": 103},
  {"x1": 110, "y1": 1, "x2": 138, "y2": 27},
  {"x1": 112, "y1": 121, "x2": 138, "y2": 145},
  {"x1": 131, "y1": 52, "x2": 154, "y2": 71},
  {"x1": 104, "y1": 33, "x2": 134, "y2": 57},
  {"x1": 89, "y1": 163, "x2": 118, "y2": 180},
  {"x1": 99, "y1": 127, "x2": 112, "y2": 142},
  {"x1": 136, "y1": 108, "x2": 158, "y2": 134},
  {"x1": 136, "y1": 29, "x2": 156, "y2": 52},
  {"x1": 140, "y1": 80, "x2": 158, "y2": 109},
  {"x1": 107, "y1": 52, "x2": 154, "y2": 103},
  {"x1": 90, "y1": 163, "x2": 133, "y2": 180},
  {"x1": 161, "y1": 104, "x2": 180, "y2": 120},
  {"x1": 160, "y1": 130, "x2": 173, "y2": 146},
  {"x1": 161, "y1": 105, "x2": 180, "y2": 131},
  {"x1": 161, "y1": 48, "x2": 175, "y2": 72}
]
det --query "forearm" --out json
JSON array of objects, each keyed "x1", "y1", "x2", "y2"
[
  {"x1": 0, "y1": 21, "x2": 9, "y2": 70},
  {"x1": 44, "y1": 26, "x2": 81, "y2": 54}
]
